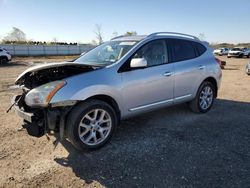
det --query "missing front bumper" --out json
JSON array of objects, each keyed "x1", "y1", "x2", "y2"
[
  {"x1": 11, "y1": 95, "x2": 74, "y2": 138},
  {"x1": 11, "y1": 95, "x2": 34, "y2": 123}
]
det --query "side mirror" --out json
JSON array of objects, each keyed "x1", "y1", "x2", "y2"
[{"x1": 130, "y1": 58, "x2": 147, "y2": 68}]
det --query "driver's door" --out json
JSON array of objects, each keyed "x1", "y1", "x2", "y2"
[{"x1": 120, "y1": 40, "x2": 174, "y2": 113}]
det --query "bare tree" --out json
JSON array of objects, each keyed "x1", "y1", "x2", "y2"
[
  {"x1": 94, "y1": 24, "x2": 103, "y2": 45},
  {"x1": 52, "y1": 37, "x2": 58, "y2": 44},
  {"x1": 111, "y1": 31, "x2": 118, "y2": 38},
  {"x1": 3, "y1": 27, "x2": 26, "y2": 42},
  {"x1": 198, "y1": 33, "x2": 206, "y2": 41},
  {"x1": 91, "y1": 39, "x2": 97, "y2": 45}
]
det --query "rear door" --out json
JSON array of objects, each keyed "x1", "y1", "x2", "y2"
[{"x1": 168, "y1": 39, "x2": 206, "y2": 101}]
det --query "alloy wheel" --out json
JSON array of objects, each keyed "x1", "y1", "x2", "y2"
[
  {"x1": 78, "y1": 109, "x2": 112, "y2": 146},
  {"x1": 199, "y1": 86, "x2": 213, "y2": 110}
]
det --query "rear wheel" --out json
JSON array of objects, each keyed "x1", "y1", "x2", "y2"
[
  {"x1": 189, "y1": 81, "x2": 215, "y2": 113},
  {"x1": 0, "y1": 57, "x2": 8, "y2": 64},
  {"x1": 66, "y1": 100, "x2": 118, "y2": 150}
]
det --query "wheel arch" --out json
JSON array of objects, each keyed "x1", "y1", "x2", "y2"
[
  {"x1": 62, "y1": 94, "x2": 121, "y2": 139},
  {"x1": 86, "y1": 94, "x2": 121, "y2": 121},
  {"x1": 65, "y1": 94, "x2": 121, "y2": 122},
  {"x1": 202, "y1": 77, "x2": 218, "y2": 98},
  {"x1": 0, "y1": 55, "x2": 8, "y2": 60}
]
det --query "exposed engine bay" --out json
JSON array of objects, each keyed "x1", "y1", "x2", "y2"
[{"x1": 15, "y1": 62, "x2": 95, "y2": 89}]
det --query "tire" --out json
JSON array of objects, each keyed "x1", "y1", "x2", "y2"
[
  {"x1": 0, "y1": 56, "x2": 8, "y2": 64},
  {"x1": 189, "y1": 81, "x2": 215, "y2": 113},
  {"x1": 247, "y1": 54, "x2": 250, "y2": 58},
  {"x1": 227, "y1": 56, "x2": 231, "y2": 58},
  {"x1": 66, "y1": 100, "x2": 118, "y2": 150},
  {"x1": 239, "y1": 54, "x2": 243, "y2": 58}
]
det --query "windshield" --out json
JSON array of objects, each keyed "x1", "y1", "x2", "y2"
[{"x1": 74, "y1": 40, "x2": 138, "y2": 66}]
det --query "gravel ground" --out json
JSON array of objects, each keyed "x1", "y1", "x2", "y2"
[{"x1": 0, "y1": 56, "x2": 249, "y2": 188}]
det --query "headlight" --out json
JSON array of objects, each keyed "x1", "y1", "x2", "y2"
[{"x1": 25, "y1": 80, "x2": 66, "y2": 107}]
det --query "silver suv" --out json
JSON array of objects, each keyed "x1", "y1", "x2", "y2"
[
  {"x1": 0, "y1": 47, "x2": 12, "y2": 64},
  {"x1": 11, "y1": 32, "x2": 222, "y2": 150}
]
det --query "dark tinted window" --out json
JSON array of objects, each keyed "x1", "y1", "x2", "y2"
[
  {"x1": 0, "y1": 49, "x2": 2, "y2": 52},
  {"x1": 194, "y1": 42, "x2": 206, "y2": 56},
  {"x1": 170, "y1": 39, "x2": 196, "y2": 62}
]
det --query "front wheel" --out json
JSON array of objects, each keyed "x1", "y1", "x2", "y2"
[
  {"x1": 66, "y1": 100, "x2": 118, "y2": 150},
  {"x1": 189, "y1": 81, "x2": 215, "y2": 113}
]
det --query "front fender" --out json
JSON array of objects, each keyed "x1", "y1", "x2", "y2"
[{"x1": 50, "y1": 84, "x2": 124, "y2": 113}]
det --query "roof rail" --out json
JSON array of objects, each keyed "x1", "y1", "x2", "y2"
[
  {"x1": 147, "y1": 32, "x2": 199, "y2": 40},
  {"x1": 111, "y1": 35, "x2": 126, "y2": 40}
]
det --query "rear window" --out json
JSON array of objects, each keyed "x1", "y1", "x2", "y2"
[
  {"x1": 193, "y1": 42, "x2": 206, "y2": 56},
  {"x1": 170, "y1": 39, "x2": 197, "y2": 62}
]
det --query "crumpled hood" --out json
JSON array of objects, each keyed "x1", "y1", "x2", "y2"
[{"x1": 15, "y1": 62, "x2": 94, "y2": 87}]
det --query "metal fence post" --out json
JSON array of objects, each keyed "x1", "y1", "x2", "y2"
[
  {"x1": 43, "y1": 45, "x2": 46, "y2": 56},
  {"x1": 13, "y1": 45, "x2": 16, "y2": 56}
]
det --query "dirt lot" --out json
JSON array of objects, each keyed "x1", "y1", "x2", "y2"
[{"x1": 0, "y1": 56, "x2": 249, "y2": 187}]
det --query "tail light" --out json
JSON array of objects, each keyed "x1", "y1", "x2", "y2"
[
  {"x1": 215, "y1": 57, "x2": 221, "y2": 66},
  {"x1": 215, "y1": 57, "x2": 225, "y2": 69}
]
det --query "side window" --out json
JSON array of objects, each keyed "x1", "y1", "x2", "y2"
[
  {"x1": 0, "y1": 49, "x2": 3, "y2": 52},
  {"x1": 170, "y1": 39, "x2": 197, "y2": 62},
  {"x1": 132, "y1": 40, "x2": 167, "y2": 67}
]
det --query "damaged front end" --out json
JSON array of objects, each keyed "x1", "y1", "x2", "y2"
[{"x1": 10, "y1": 62, "x2": 95, "y2": 138}]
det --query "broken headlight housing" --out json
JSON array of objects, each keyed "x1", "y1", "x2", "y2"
[{"x1": 25, "y1": 80, "x2": 66, "y2": 107}]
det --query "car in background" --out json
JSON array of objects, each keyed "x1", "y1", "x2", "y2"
[
  {"x1": 213, "y1": 48, "x2": 230, "y2": 56},
  {"x1": 227, "y1": 47, "x2": 250, "y2": 58},
  {"x1": 246, "y1": 61, "x2": 250, "y2": 75},
  {"x1": 0, "y1": 47, "x2": 12, "y2": 64},
  {"x1": 245, "y1": 48, "x2": 250, "y2": 58}
]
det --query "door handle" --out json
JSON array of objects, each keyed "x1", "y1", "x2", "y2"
[
  {"x1": 163, "y1": 72, "x2": 172, "y2": 77},
  {"x1": 198, "y1": 65, "x2": 206, "y2": 70}
]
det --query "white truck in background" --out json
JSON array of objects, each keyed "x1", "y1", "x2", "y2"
[{"x1": 227, "y1": 47, "x2": 250, "y2": 58}]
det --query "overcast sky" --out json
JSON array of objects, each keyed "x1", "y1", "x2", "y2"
[{"x1": 0, "y1": 0, "x2": 250, "y2": 43}]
